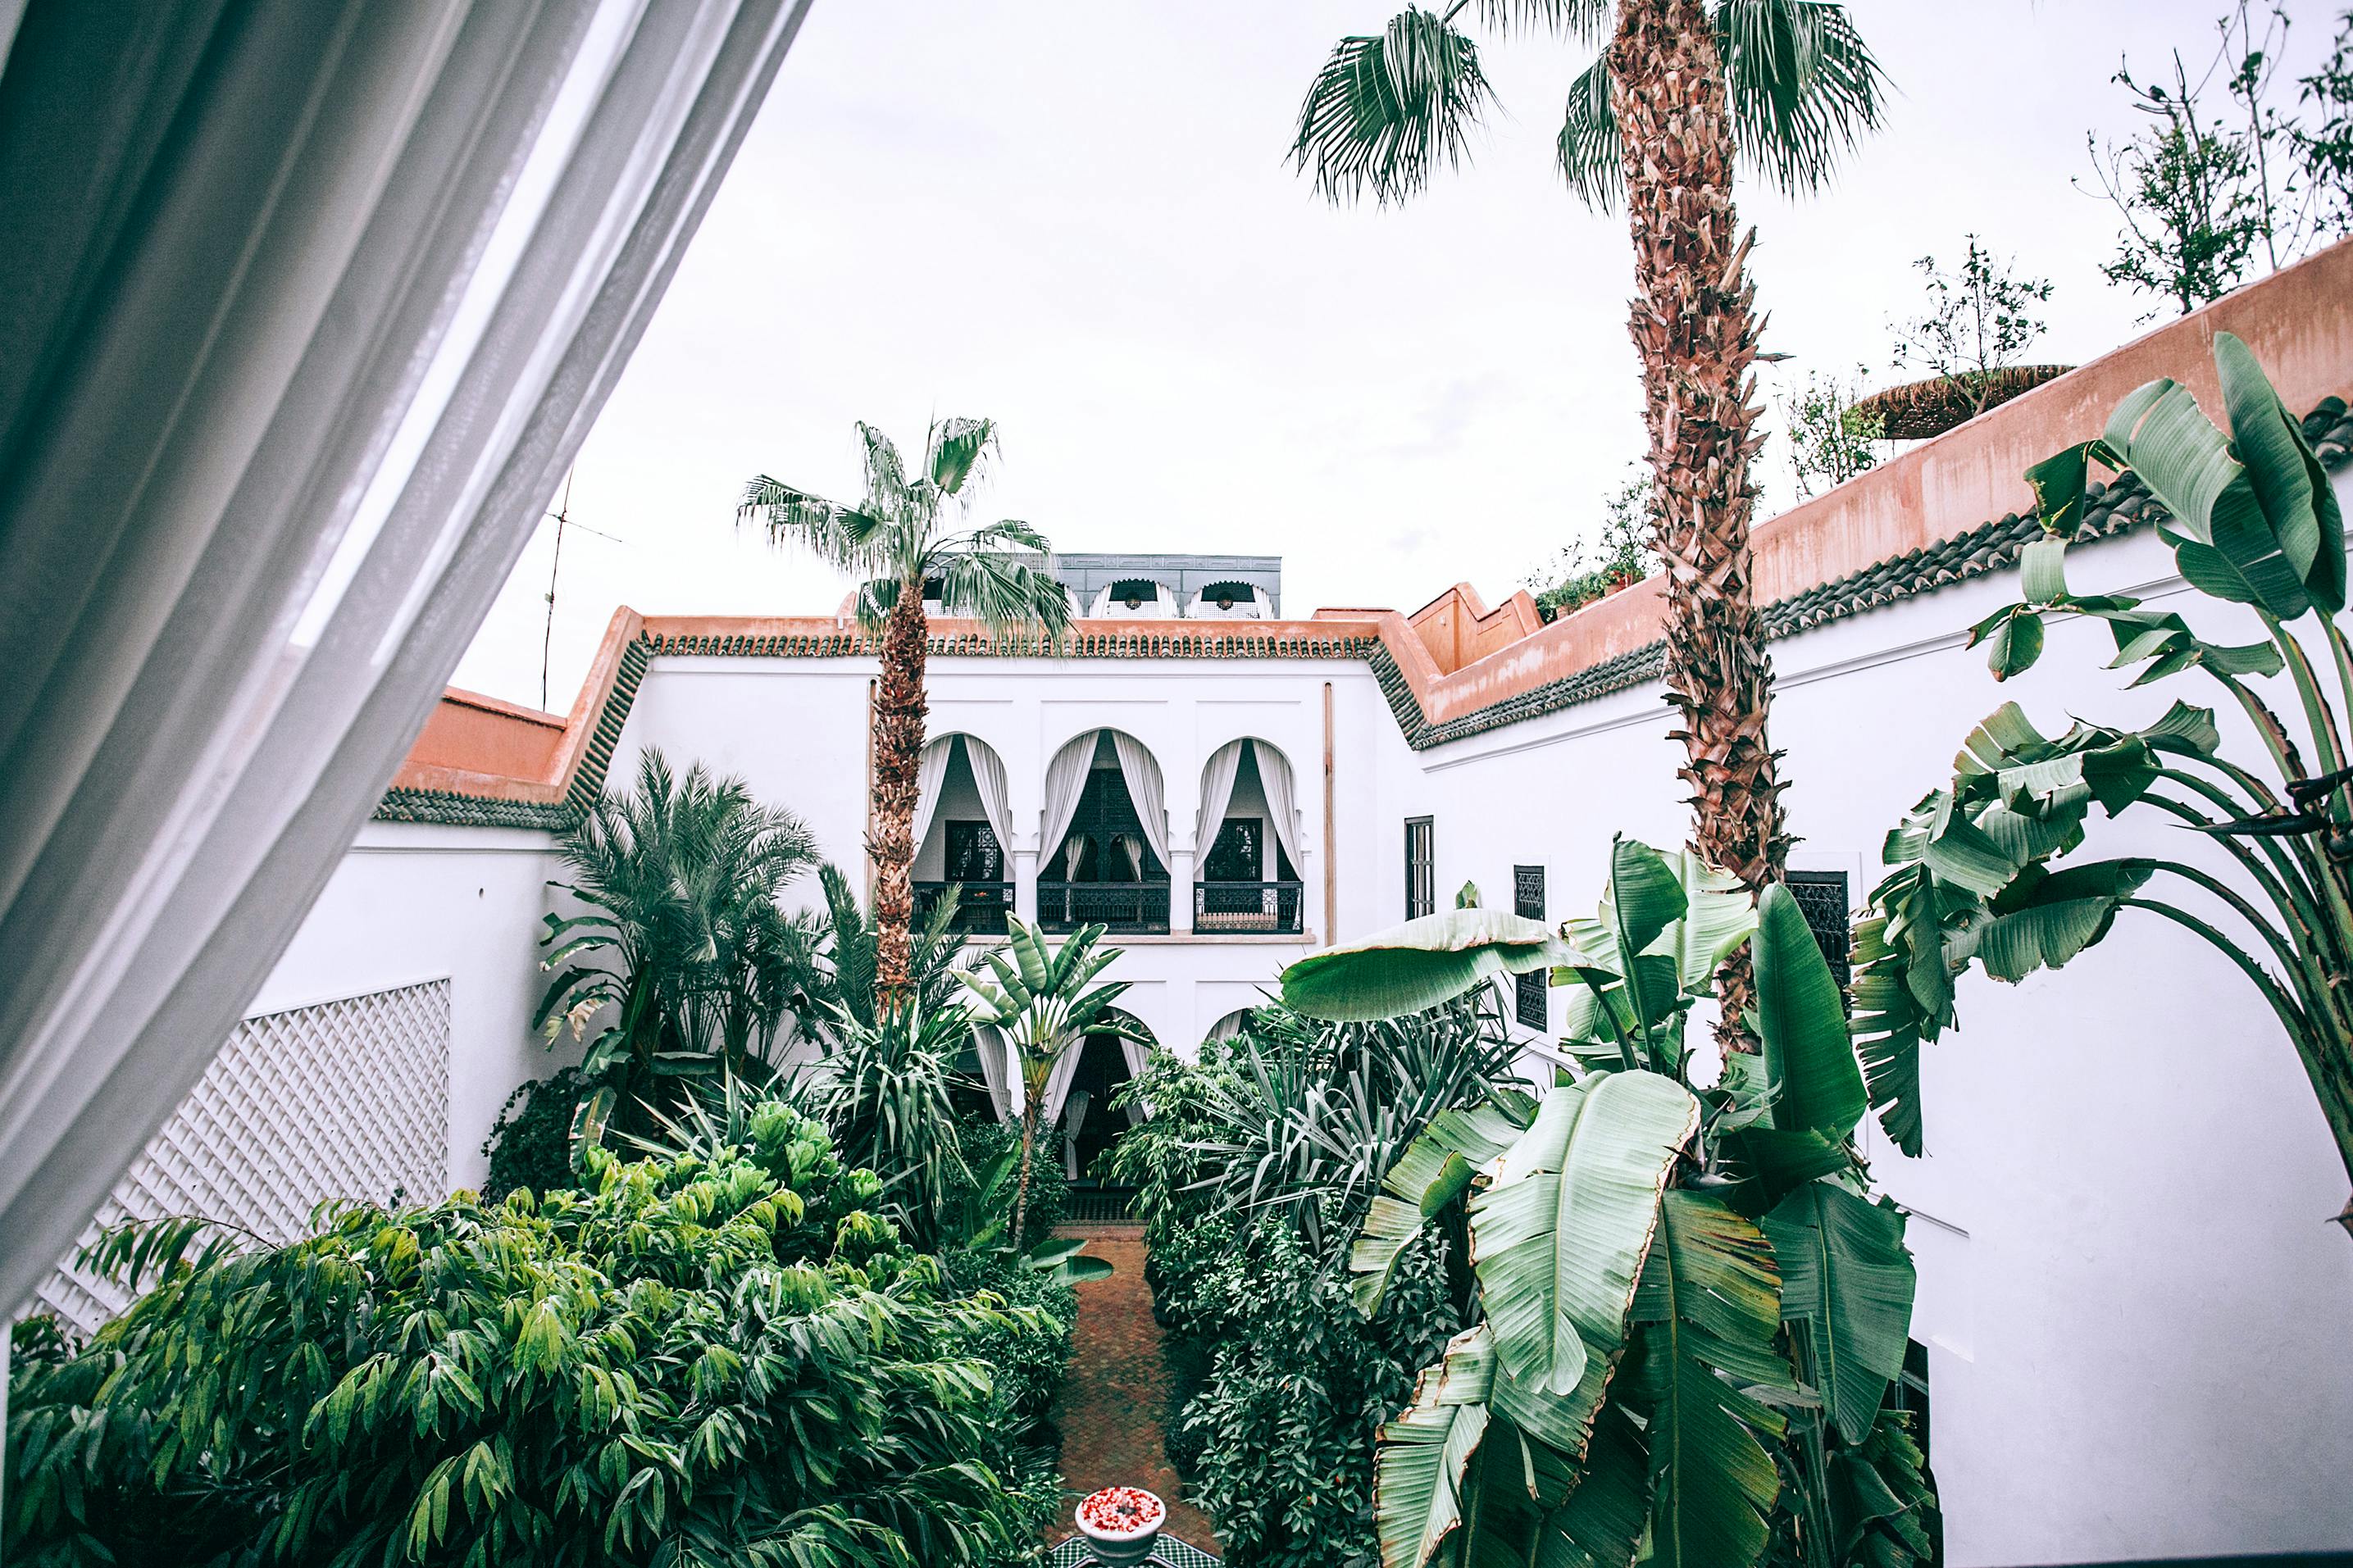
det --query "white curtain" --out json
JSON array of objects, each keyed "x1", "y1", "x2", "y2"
[
  {"x1": 1258, "y1": 741, "x2": 1304, "y2": 875},
  {"x1": 974, "y1": 1025, "x2": 1013, "y2": 1122},
  {"x1": 1040, "y1": 1040, "x2": 1085, "y2": 1129},
  {"x1": 0, "y1": 0, "x2": 812, "y2": 1316},
  {"x1": 1062, "y1": 1089, "x2": 1090, "y2": 1179},
  {"x1": 966, "y1": 738, "x2": 1014, "y2": 857},
  {"x1": 911, "y1": 735, "x2": 957, "y2": 861},
  {"x1": 1111, "y1": 834, "x2": 1142, "y2": 880},
  {"x1": 1039, "y1": 732, "x2": 1095, "y2": 874},
  {"x1": 1119, "y1": 1034, "x2": 1154, "y2": 1124},
  {"x1": 1110, "y1": 731, "x2": 1169, "y2": 869},
  {"x1": 1195, "y1": 739, "x2": 1247, "y2": 857}
]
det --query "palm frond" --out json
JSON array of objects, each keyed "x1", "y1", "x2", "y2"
[
  {"x1": 1557, "y1": 56, "x2": 1622, "y2": 209},
  {"x1": 1471, "y1": 0, "x2": 1610, "y2": 39},
  {"x1": 926, "y1": 416, "x2": 998, "y2": 495},
  {"x1": 933, "y1": 553, "x2": 1073, "y2": 642},
  {"x1": 854, "y1": 420, "x2": 908, "y2": 511},
  {"x1": 1292, "y1": 7, "x2": 1496, "y2": 207},
  {"x1": 739, "y1": 476, "x2": 893, "y2": 576},
  {"x1": 1717, "y1": 0, "x2": 1889, "y2": 197}
]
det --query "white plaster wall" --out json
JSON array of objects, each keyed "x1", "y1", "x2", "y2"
[
  {"x1": 1408, "y1": 509, "x2": 2353, "y2": 1565},
  {"x1": 251, "y1": 822, "x2": 567, "y2": 1190}
]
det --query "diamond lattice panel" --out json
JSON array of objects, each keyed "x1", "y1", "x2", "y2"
[{"x1": 30, "y1": 979, "x2": 450, "y2": 1336}]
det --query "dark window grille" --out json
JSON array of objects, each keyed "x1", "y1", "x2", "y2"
[
  {"x1": 946, "y1": 820, "x2": 1002, "y2": 882},
  {"x1": 1404, "y1": 817, "x2": 1435, "y2": 920},
  {"x1": 1785, "y1": 870, "x2": 1852, "y2": 990},
  {"x1": 1513, "y1": 864, "x2": 1547, "y2": 1029}
]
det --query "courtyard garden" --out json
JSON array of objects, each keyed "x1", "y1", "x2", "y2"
[{"x1": 9, "y1": 2, "x2": 2353, "y2": 1566}]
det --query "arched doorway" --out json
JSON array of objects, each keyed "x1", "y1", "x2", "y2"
[
  {"x1": 1193, "y1": 738, "x2": 1304, "y2": 934},
  {"x1": 1059, "y1": 1007, "x2": 1154, "y2": 1223}
]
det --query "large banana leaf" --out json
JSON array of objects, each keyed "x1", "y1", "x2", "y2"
[
  {"x1": 1558, "y1": 839, "x2": 1756, "y2": 1066},
  {"x1": 1375, "y1": 1325, "x2": 1497, "y2": 1568},
  {"x1": 1470, "y1": 1072, "x2": 1698, "y2": 1400},
  {"x1": 1531, "y1": 1401, "x2": 1653, "y2": 1568},
  {"x1": 1352, "y1": 1097, "x2": 1536, "y2": 1316},
  {"x1": 1285, "y1": 908, "x2": 1586, "y2": 1022},
  {"x1": 1763, "y1": 1182, "x2": 1915, "y2": 1444},
  {"x1": 2216, "y1": 330, "x2": 2344, "y2": 614},
  {"x1": 1754, "y1": 883, "x2": 1865, "y2": 1139},
  {"x1": 1632, "y1": 1191, "x2": 1791, "y2": 1568}
]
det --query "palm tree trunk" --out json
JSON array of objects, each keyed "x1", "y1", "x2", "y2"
[
  {"x1": 1609, "y1": 0, "x2": 1787, "y2": 1048},
  {"x1": 871, "y1": 572, "x2": 930, "y2": 1008},
  {"x1": 1013, "y1": 1093, "x2": 1041, "y2": 1247}
]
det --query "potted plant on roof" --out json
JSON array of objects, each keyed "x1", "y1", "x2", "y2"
[{"x1": 1856, "y1": 235, "x2": 2069, "y2": 439}]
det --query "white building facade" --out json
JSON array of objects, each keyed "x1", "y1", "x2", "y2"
[{"x1": 42, "y1": 246, "x2": 2353, "y2": 1566}]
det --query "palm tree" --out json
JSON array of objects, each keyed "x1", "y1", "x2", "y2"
[
  {"x1": 741, "y1": 420, "x2": 1071, "y2": 1009},
  {"x1": 958, "y1": 917, "x2": 1136, "y2": 1243},
  {"x1": 534, "y1": 748, "x2": 821, "y2": 1148},
  {"x1": 1292, "y1": 0, "x2": 1886, "y2": 1039}
]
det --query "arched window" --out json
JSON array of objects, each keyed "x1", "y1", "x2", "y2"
[
  {"x1": 1192, "y1": 739, "x2": 1304, "y2": 934},
  {"x1": 1039, "y1": 729, "x2": 1170, "y2": 932},
  {"x1": 911, "y1": 734, "x2": 1013, "y2": 933}
]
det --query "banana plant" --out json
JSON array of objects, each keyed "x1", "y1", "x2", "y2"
[
  {"x1": 1282, "y1": 837, "x2": 1931, "y2": 1568},
  {"x1": 959, "y1": 916, "x2": 1138, "y2": 1243},
  {"x1": 1857, "y1": 334, "x2": 2353, "y2": 1230}
]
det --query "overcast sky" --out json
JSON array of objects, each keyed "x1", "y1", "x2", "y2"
[{"x1": 452, "y1": 0, "x2": 2349, "y2": 711}]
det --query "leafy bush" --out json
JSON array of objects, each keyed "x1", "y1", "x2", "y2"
[
  {"x1": 1108, "y1": 998, "x2": 1511, "y2": 1565},
  {"x1": 480, "y1": 1064, "x2": 592, "y2": 1199},
  {"x1": 1184, "y1": 1220, "x2": 1463, "y2": 1568},
  {"x1": 6, "y1": 1104, "x2": 1049, "y2": 1567},
  {"x1": 952, "y1": 1116, "x2": 1068, "y2": 1249}
]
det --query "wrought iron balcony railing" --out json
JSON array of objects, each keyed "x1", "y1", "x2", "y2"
[
  {"x1": 1036, "y1": 879, "x2": 1170, "y2": 934},
  {"x1": 1193, "y1": 879, "x2": 1303, "y2": 935},
  {"x1": 913, "y1": 879, "x2": 1013, "y2": 935}
]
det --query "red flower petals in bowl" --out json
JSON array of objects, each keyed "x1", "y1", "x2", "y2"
[{"x1": 1076, "y1": 1485, "x2": 1165, "y2": 1539}]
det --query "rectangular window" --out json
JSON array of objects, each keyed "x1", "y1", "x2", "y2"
[
  {"x1": 1404, "y1": 817, "x2": 1435, "y2": 920},
  {"x1": 1513, "y1": 865, "x2": 1547, "y2": 1029},
  {"x1": 1785, "y1": 870, "x2": 1852, "y2": 990}
]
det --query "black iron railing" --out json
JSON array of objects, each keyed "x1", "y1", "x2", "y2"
[
  {"x1": 913, "y1": 879, "x2": 1013, "y2": 935},
  {"x1": 1193, "y1": 879, "x2": 1304, "y2": 934},
  {"x1": 1037, "y1": 880, "x2": 1170, "y2": 934}
]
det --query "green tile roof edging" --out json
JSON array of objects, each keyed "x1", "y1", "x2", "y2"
[{"x1": 375, "y1": 398, "x2": 2351, "y2": 825}]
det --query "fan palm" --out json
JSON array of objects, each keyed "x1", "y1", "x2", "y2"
[
  {"x1": 1291, "y1": 0, "x2": 1886, "y2": 1043},
  {"x1": 740, "y1": 420, "x2": 1072, "y2": 1007},
  {"x1": 532, "y1": 749, "x2": 820, "y2": 1150},
  {"x1": 959, "y1": 916, "x2": 1138, "y2": 1243}
]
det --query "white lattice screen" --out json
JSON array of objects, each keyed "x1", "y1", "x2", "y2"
[{"x1": 30, "y1": 979, "x2": 451, "y2": 1336}]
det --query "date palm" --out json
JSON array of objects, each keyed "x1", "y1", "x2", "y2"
[
  {"x1": 1292, "y1": 0, "x2": 1886, "y2": 1041},
  {"x1": 741, "y1": 420, "x2": 1070, "y2": 1007}
]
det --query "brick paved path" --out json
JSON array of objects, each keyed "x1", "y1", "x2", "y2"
[{"x1": 1051, "y1": 1230, "x2": 1222, "y2": 1555}]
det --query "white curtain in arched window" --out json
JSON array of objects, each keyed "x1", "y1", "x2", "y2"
[
  {"x1": 1258, "y1": 743, "x2": 1302, "y2": 875},
  {"x1": 1110, "y1": 731, "x2": 1169, "y2": 868},
  {"x1": 911, "y1": 736, "x2": 956, "y2": 857},
  {"x1": 1039, "y1": 733, "x2": 1095, "y2": 872},
  {"x1": 1195, "y1": 739, "x2": 1246, "y2": 855}
]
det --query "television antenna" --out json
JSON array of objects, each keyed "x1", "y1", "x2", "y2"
[{"x1": 539, "y1": 469, "x2": 624, "y2": 710}]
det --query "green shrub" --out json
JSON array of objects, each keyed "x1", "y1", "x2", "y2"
[
  {"x1": 1158, "y1": 1331, "x2": 1216, "y2": 1479},
  {"x1": 480, "y1": 1064, "x2": 592, "y2": 1199},
  {"x1": 953, "y1": 1116, "x2": 1067, "y2": 1248},
  {"x1": 7, "y1": 1104, "x2": 1047, "y2": 1567},
  {"x1": 1184, "y1": 1219, "x2": 1463, "y2": 1568}
]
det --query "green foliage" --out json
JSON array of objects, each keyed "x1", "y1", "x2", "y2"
[
  {"x1": 740, "y1": 420, "x2": 1072, "y2": 642},
  {"x1": 953, "y1": 1116, "x2": 1069, "y2": 1251},
  {"x1": 1290, "y1": 2, "x2": 1886, "y2": 211},
  {"x1": 1888, "y1": 238, "x2": 2053, "y2": 416},
  {"x1": 6, "y1": 1105, "x2": 1050, "y2": 1567},
  {"x1": 1526, "y1": 470, "x2": 1659, "y2": 623},
  {"x1": 482, "y1": 1066, "x2": 594, "y2": 1200},
  {"x1": 796, "y1": 863, "x2": 969, "y2": 1038},
  {"x1": 803, "y1": 999, "x2": 976, "y2": 1252},
  {"x1": 1281, "y1": 839, "x2": 1932, "y2": 1568},
  {"x1": 1860, "y1": 334, "x2": 2353, "y2": 1217},
  {"x1": 2085, "y1": 2, "x2": 2352, "y2": 320},
  {"x1": 532, "y1": 750, "x2": 820, "y2": 1157},
  {"x1": 1186, "y1": 1220, "x2": 1465, "y2": 1568},
  {"x1": 1780, "y1": 366, "x2": 1885, "y2": 502}
]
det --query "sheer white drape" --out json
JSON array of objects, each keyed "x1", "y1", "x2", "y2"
[
  {"x1": 1061, "y1": 1088, "x2": 1090, "y2": 1179},
  {"x1": 1039, "y1": 733, "x2": 1095, "y2": 873},
  {"x1": 965, "y1": 738, "x2": 1013, "y2": 856},
  {"x1": 1118, "y1": 1033, "x2": 1153, "y2": 1123},
  {"x1": 973, "y1": 1025, "x2": 1013, "y2": 1122},
  {"x1": 1195, "y1": 739, "x2": 1246, "y2": 855},
  {"x1": 1258, "y1": 743, "x2": 1302, "y2": 873},
  {"x1": 1110, "y1": 731, "x2": 1168, "y2": 868},
  {"x1": 0, "y1": 0, "x2": 811, "y2": 1315},
  {"x1": 911, "y1": 735, "x2": 956, "y2": 858},
  {"x1": 1040, "y1": 1043, "x2": 1085, "y2": 1128}
]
